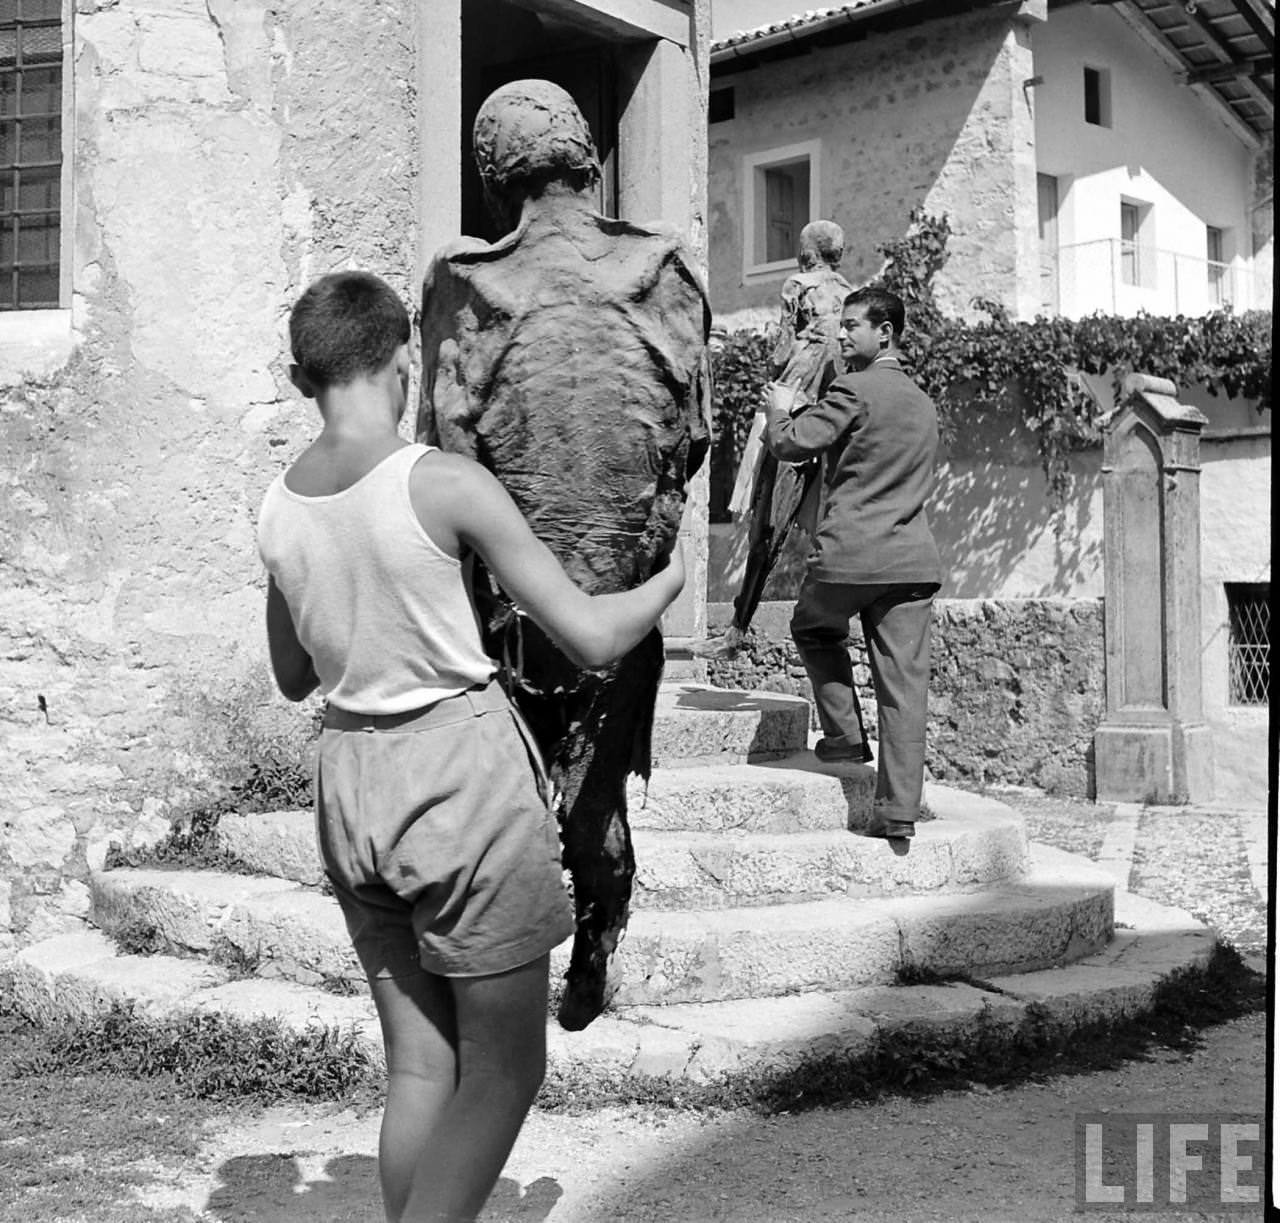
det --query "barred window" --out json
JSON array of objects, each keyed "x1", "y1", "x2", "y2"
[
  {"x1": 1, "y1": 0, "x2": 63, "y2": 311},
  {"x1": 1226, "y1": 583, "x2": 1270, "y2": 706}
]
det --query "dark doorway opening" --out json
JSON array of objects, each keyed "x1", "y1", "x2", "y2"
[{"x1": 461, "y1": 0, "x2": 624, "y2": 241}]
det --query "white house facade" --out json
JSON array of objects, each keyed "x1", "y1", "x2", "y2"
[
  {"x1": 708, "y1": 0, "x2": 1273, "y2": 326},
  {"x1": 1034, "y1": 2, "x2": 1270, "y2": 318},
  {"x1": 706, "y1": 0, "x2": 1272, "y2": 807}
]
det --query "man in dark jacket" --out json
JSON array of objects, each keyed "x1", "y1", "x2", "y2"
[{"x1": 765, "y1": 286, "x2": 941, "y2": 841}]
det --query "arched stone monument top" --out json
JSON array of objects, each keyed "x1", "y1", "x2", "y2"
[{"x1": 1114, "y1": 373, "x2": 1210, "y2": 431}]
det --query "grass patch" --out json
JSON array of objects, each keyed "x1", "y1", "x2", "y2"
[
  {"x1": 106, "y1": 668, "x2": 321, "y2": 875},
  {"x1": 208, "y1": 936, "x2": 262, "y2": 979},
  {"x1": 0, "y1": 1007, "x2": 218, "y2": 1223},
  {"x1": 9, "y1": 1000, "x2": 380, "y2": 1107},
  {"x1": 893, "y1": 961, "x2": 974, "y2": 988},
  {"x1": 6, "y1": 944, "x2": 1260, "y2": 1121},
  {"x1": 111, "y1": 913, "x2": 167, "y2": 957},
  {"x1": 537, "y1": 941, "x2": 1264, "y2": 1115},
  {"x1": 104, "y1": 805, "x2": 252, "y2": 874},
  {"x1": 320, "y1": 975, "x2": 364, "y2": 998},
  {"x1": 169, "y1": 668, "x2": 320, "y2": 815}
]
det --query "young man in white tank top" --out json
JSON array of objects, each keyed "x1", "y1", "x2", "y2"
[{"x1": 257, "y1": 271, "x2": 684, "y2": 1223}]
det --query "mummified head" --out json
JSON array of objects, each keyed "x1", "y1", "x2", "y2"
[
  {"x1": 798, "y1": 220, "x2": 845, "y2": 271},
  {"x1": 473, "y1": 79, "x2": 601, "y2": 217}
]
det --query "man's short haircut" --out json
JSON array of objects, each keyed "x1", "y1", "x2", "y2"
[
  {"x1": 289, "y1": 271, "x2": 411, "y2": 389},
  {"x1": 844, "y1": 286, "x2": 906, "y2": 338}
]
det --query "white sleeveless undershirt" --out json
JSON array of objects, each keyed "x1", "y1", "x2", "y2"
[{"x1": 257, "y1": 443, "x2": 495, "y2": 713}]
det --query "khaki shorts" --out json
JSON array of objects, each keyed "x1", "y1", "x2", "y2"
[{"x1": 316, "y1": 681, "x2": 574, "y2": 979}]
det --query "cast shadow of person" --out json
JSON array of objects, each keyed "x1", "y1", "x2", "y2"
[{"x1": 204, "y1": 1154, "x2": 562, "y2": 1222}]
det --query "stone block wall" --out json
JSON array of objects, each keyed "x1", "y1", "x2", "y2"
[
  {"x1": 707, "y1": 598, "x2": 1104, "y2": 797},
  {"x1": 0, "y1": 0, "x2": 419, "y2": 957},
  {"x1": 709, "y1": 5, "x2": 1039, "y2": 328}
]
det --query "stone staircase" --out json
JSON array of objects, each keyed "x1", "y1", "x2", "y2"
[{"x1": 9, "y1": 683, "x2": 1214, "y2": 1089}]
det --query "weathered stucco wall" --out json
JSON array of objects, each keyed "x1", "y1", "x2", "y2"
[
  {"x1": 1199, "y1": 435, "x2": 1271, "y2": 808},
  {"x1": 708, "y1": 6, "x2": 1039, "y2": 329},
  {"x1": 707, "y1": 598, "x2": 1105, "y2": 796},
  {"x1": 709, "y1": 388, "x2": 1107, "y2": 605},
  {"x1": 0, "y1": 0, "x2": 419, "y2": 956},
  {"x1": 708, "y1": 384, "x2": 1269, "y2": 807}
]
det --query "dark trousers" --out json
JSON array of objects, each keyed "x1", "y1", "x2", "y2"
[{"x1": 791, "y1": 578, "x2": 938, "y2": 822}]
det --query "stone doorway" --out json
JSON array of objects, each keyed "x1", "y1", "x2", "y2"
[{"x1": 461, "y1": 0, "x2": 630, "y2": 240}]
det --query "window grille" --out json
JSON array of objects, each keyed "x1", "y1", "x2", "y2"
[
  {"x1": 1226, "y1": 583, "x2": 1270, "y2": 706},
  {"x1": 1, "y1": 0, "x2": 63, "y2": 311}
]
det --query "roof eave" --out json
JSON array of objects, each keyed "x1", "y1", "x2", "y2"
[{"x1": 709, "y1": 0, "x2": 1038, "y2": 71}]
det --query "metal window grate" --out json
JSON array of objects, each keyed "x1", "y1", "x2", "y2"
[
  {"x1": 1, "y1": 0, "x2": 63, "y2": 311},
  {"x1": 1226, "y1": 583, "x2": 1270, "y2": 706}
]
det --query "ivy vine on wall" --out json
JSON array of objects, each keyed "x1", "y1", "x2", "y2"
[{"x1": 711, "y1": 209, "x2": 1272, "y2": 503}]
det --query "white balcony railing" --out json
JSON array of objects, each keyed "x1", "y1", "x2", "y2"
[{"x1": 1039, "y1": 239, "x2": 1265, "y2": 319}]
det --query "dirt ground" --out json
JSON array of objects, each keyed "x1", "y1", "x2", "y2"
[
  {"x1": 2, "y1": 999, "x2": 1263, "y2": 1223},
  {"x1": 4, "y1": 793, "x2": 1269, "y2": 1223}
]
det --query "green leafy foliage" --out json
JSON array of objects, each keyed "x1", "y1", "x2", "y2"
[
  {"x1": 708, "y1": 329, "x2": 776, "y2": 519},
  {"x1": 710, "y1": 328, "x2": 776, "y2": 451},
  {"x1": 872, "y1": 205, "x2": 951, "y2": 356},
  {"x1": 711, "y1": 211, "x2": 1272, "y2": 503}
]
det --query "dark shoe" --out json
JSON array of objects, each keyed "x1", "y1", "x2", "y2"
[
  {"x1": 867, "y1": 818, "x2": 916, "y2": 840},
  {"x1": 814, "y1": 736, "x2": 874, "y2": 764}
]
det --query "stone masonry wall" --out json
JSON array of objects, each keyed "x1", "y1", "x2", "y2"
[
  {"x1": 707, "y1": 598, "x2": 1104, "y2": 797},
  {"x1": 709, "y1": 6, "x2": 1038, "y2": 327},
  {"x1": 0, "y1": 0, "x2": 419, "y2": 957}
]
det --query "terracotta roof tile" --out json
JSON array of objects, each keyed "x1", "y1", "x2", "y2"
[{"x1": 711, "y1": 3, "x2": 879, "y2": 53}]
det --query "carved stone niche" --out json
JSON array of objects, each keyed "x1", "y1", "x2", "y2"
[{"x1": 1093, "y1": 374, "x2": 1215, "y2": 804}]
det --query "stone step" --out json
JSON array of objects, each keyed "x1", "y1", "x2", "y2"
[
  {"x1": 7, "y1": 928, "x2": 378, "y2": 1041},
  {"x1": 220, "y1": 793, "x2": 1024, "y2": 906},
  {"x1": 602, "y1": 844, "x2": 1112, "y2": 1005},
  {"x1": 216, "y1": 783, "x2": 1028, "y2": 904},
  {"x1": 650, "y1": 683, "x2": 811, "y2": 766},
  {"x1": 6, "y1": 889, "x2": 1214, "y2": 1095},
  {"x1": 632, "y1": 819, "x2": 1025, "y2": 909},
  {"x1": 86, "y1": 843, "x2": 1111, "y2": 1005},
  {"x1": 90, "y1": 869, "x2": 364, "y2": 991},
  {"x1": 627, "y1": 752, "x2": 875, "y2": 834},
  {"x1": 215, "y1": 751, "x2": 880, "y2": 886}
]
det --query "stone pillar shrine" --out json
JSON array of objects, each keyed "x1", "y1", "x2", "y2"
[{"x1": 1094, "y1": 374, "x2": 1215, "y2": 804}]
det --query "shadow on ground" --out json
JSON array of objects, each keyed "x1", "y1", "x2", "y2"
[{"x1": 203, "y1": 1155, "x2": 561, "y2": 1222}]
